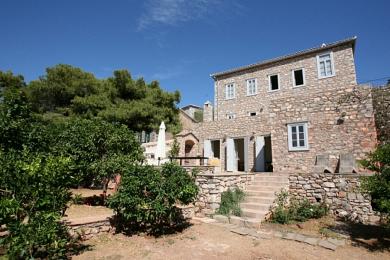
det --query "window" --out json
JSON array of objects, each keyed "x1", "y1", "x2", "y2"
[
  {"x1": 249, "y1": 112, "x2": 257, "y2": 116},
  {"x1": 225, "y1": 83, "x2": 235, "y2": 99},
  {"x1": 226, "y1": 113, "x2": 236, "y2": 119},
  {"x1": 246, "y1": 78, "x2": 257, "y2": 96},
  {"x1": 292, "y1": 68, "x2": 305, "y2": 87},
  {"x1": 317, "y1": 53, "x2": 335, "y2": 78},
  {"x1": 288, "y1": 123, "x2": 309, "y2": 151},
  {"x1": 268, "y1": 74, "x2": 280, "y2": 91}
]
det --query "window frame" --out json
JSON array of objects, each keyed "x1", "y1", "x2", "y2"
[
  {"x1": 292, "y1": 68, "x2": 306, "y2": 88},
  {"x1": 225, "y1": 83, "x2": 236, "y2": 100},
  {"x1": 287, "y1": 122, "x2": 309, "y2": 151},
  {"x1": 246, "y1": 78, "x2": 258, "y2": 96},
  {"x1": 226, "y1": 112, "x2": 236, "y2": 120},
  {"x1": 316, "y1": 52, "x2": 336, "y2": 79},
  {"x1": 268, "y1": 74, "x2": 280, "y2": 92}
]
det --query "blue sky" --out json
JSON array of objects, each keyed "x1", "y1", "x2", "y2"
[{"x1": 1, "y1": 0, "x2": 389, "y2": 106}]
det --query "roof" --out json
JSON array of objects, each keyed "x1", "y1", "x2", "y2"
[
  {"x1": 179, "y1": 109, "x2": 198, "y2": 123},
  {"x1": 210, "y1": 36, "x2": 357, "y2": 79},
  {"x1": 181, "y1": 104, "x2": 202, "y2": 110}
]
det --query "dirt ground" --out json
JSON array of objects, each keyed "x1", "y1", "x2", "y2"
[
  {"x1": 70, "y1": 188, "x2": 114, "y2": 198},
  {"x1": 64, "y1": 204, "x2": 113, "y2": 220},
  {"x1": 73, "y1": 219, "x2": 390, "y2": 260}
]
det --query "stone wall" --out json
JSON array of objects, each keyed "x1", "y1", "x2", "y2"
[
  {"x1": 195, "y1": 172, "x2": 254, "y2": 216},
  {"x1": 67, "y1": 218, "x2": 112, "y2": 240},
  {"x1": 289, "y1": 173, "x2": 374, "y2": 223},
  {"x1": 372, "y1": 85, "x2": 390, "y2": 144}
]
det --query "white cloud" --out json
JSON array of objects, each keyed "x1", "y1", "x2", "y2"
[{"x1": 137, "y1": 0, "x2": 220, "y2": 31}]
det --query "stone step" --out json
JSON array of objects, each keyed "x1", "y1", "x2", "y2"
[
  {"x1": 243, "y1": 196, "x2": 275, "y2": 204},
  {"x1": 253, "y1": 175, "x2": 289, "y2": 182},
  {"x1": 245, "y1": 190, "x2": 276, "y2": 197},
  {"x1": 229, "y1": 215, "x2": 262, "y2": 228},
  {"x1": 250, "y1": 181, "x2": 289, "y2": 187},
  {"x1": 240, "y1": 202, "x2": 271, "y2": 211},
  {"x1": 246, "y1": 185, "x2": 287, "y2": 191},
  {"x1": 241, "y1": 208, "x2": 268, "y2": 219}
]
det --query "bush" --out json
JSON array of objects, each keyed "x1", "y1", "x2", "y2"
[
  {"x1": 0, "y1": 150, "x2": 74, "y2": 258},
  {"x1": 270, "y1": 190, "x2": 328, "y2": 224},
  {"x1": 3, "y1": 213, "x2": 70, "y2": 259},
  {"x1": 107, "y1": 163, "x2": 198, "y2": 233},
  {"x1": 217, "y1": 188, "x2": 245, "y2": 217},
  {"x1": 360, "y1": 144, "x2": 390, "y2": 222}
]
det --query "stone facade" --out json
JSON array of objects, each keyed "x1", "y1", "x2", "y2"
[
  {"x1": 179, "y1": 38, "x2": 377, "y2": 173},
  {"x1": 194, "y1": 172, "x2": 254, "y2": 216},
  {"x1": 289, "y1": 173, "x2": 374, "y2": 223},
  {"x1": 372, "y1": 85, "x2": 390, "y2": 144}
]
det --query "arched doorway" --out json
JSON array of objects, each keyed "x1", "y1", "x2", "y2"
[{"x1": 184, "y1": 140, "x2": 195, "y2": 165}]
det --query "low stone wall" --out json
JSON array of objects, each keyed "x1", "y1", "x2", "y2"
[
  {"x1": 67, "y1": 218, "x2": 113, "y2": 240},
  {"x1": 195, "y1": 172, "x2": 254, "y2": 216},
  {"x1": 289, "y1": 173, "x2": 375, "y2": 223}
]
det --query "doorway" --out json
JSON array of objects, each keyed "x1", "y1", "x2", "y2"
[
  {"x1": 234, "y1": 139, "x2": 245, "y2": 171},
  {"x1": 226, "y1": 137, "x2": 248, "y2": 172},
  {"x1": 255, "y1": 135, "x2": 273, "y2": 172},
  {"x1": 211, "y1": 140, "x2": 220, "y2": 159}
]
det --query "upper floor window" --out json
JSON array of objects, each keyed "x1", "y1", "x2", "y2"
[
  {"x1": 268, "y1": 74, "x2": 280, "y2": 91},
  {"x1": 226, "y1": 112, "x2": 236, "y2": 119},
  {"x1": 288, "y1": 122, "x2": 309, "y2": 151},
  {"x1": 292, "y1": 68, "x2": 305, "y2": 87},
  {"x1": 317, "y1": 53, "x2": 335, "y2": 78},
  {"x1": 225, "y1": 83, "x2": 235, "y2": 99},
  {"x1": 246, "y1": 78, "x2": 257, "y2": 96}
]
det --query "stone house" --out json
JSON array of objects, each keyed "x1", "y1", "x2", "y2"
[
  {"x1": 181, "y1": 104, "x2": 202, "y2": 120},
  {"x1": 178, "y1": 37, "x2": 377, "y2": 174}
]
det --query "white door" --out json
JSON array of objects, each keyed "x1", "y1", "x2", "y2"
[
  {"x1": 244, "y1": 137, "x2": 249, "y2": 172},
  {"x1": 226, "y1": 138, "x2": 236, "y2": 172},
  {"x1": 255, "y1": 136, "x2": 265, "y2": 172},
  {"x1": 204, "y1": 140, "x2": 212, "y2": 164}
]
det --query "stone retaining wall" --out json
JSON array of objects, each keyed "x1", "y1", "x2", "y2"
[
  {"x1": 195, "y1": 173, "x2": 254, "y2": 216},
  {"x1": 289, "y1": 173, "x2": 375, "y2": 223},
  {"x1": 67, "y1": 218, "x2": 113, "y2": 240}
]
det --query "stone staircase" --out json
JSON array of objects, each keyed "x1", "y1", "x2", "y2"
[
  {"x1": 218, "y1": 173, "x2": 289, "y2": 227},
  {"x1": 238, "y1": 173, "x2": 289, "y2": 226},
  {"x1": 212, "y1": 173, "x2": 289, "y2": 228}
]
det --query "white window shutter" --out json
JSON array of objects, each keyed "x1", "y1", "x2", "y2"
[
  {"x1": 244, "y1": 137, "x2": 249, "y2": 172},
  {"x1": 255, "y1": 136, "x2": 265, "y2": 172},
  {"x1": 226, "y1": 138, "x2": 235, "y2": 172},
  {"x1": 204, "y1": 140, "x2": 212, "y2": 164}
]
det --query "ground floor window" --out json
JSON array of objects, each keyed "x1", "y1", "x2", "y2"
[{"x1": 288, "y1": 122, "x2": 309, "y2": 151}]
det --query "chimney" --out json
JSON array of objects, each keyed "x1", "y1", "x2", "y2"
[{"x1": 203, "y1": 101, "x2": 213, "y2": 122}]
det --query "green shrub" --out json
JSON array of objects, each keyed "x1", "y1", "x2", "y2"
[
  {"x1": 217, "y1": 188, "x2": 245, "y2": 217},
  {"x1": 0, "y1": 150, "x2": 74, "y2": 258},
  {"x1": 360, "y1": 144, "x2": 390, "y2": 222},
  {"x1": 270, "y1": 190, "x2": 328, "y2": 224},
  {"x1": 2, "y1": 213, "x2": 70, "y2": 259},
  {"x1": 107, "y1": 163, "x2": 198, "y2": 232}
]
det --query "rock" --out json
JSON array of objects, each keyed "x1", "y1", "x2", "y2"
[
  {"x1": 356, "y1": 194, "x2": 365, "y2": 202},
  {"x1": 294, "y1": 234, "x2": 307, "y2": 243},
  {"x1": 213, "y1": 214, "x2": 229, "y2": 223},
  {"x1": 327, "y1": 238, "x2": 345, "y2": 246},
  {"x1": 230, "y1": 227, "x2": 250, "y2": 236},
  {"x1": 323, "y1": 182, "x2": 335, "y2": 188},
  {"x1": 304, "y1": 237, "x2": 319, "y2": 246},
  {"x1": 283, "y1": 232, "x2": 297, "y2": 240},
  {"x1": 318, "y1": 240, "x2": 338, "y2": 250},
  {"x1": 347, "y1": 193, "x2": 357, "y2": 200}
]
